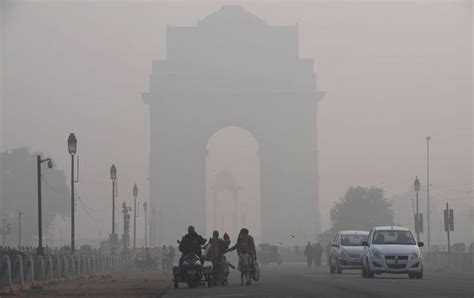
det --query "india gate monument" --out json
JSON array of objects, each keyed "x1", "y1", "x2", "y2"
[{"x1": 143, "y1": 6, "x2": 324, "y2": 245}]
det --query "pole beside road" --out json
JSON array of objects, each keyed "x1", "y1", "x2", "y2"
[
  {"x1": 426, "y1": 136, "x2": 431, "y2": 251},
  {"x1": 443, "y1": 202, "x2": 454, "y2": 255},
  {"x1": 36, "y1": 155, "x2": 52, "y2": 255},
  {"x1": 68, "y1": 133, "x2": 78, "y2": 254},
  {"x1": 133, "y1": 184, "x2": 138, "y2": 250},
  {"x1": 18, "y1": 212, "x2": 22, "y2": 248}
]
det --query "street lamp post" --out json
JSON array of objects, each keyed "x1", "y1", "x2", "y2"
[
  {"x1": 426, "y1": 136, "x2": 431, "y2": 251},
  {"x1": 110, "y1": 165, "x2": 117, "y2": 237},
  {"x1": 37, "y1": 155, "x2": 53, "y2": 255},
  {"x1": 18, "y1": 212, "x2": 23, "y2": 248},
  {"x1": 67, "y1": 133, "x2": 78, "y2": 253},
  {"x1": 143, "y1": 202, "x2": 148, "y2": 247},
  {"x1": 414, "y1": 176, "x2": 421, "y2": 242},
  {"x1": 133, "y1": 184, "x2": 138, "y2": 250}
]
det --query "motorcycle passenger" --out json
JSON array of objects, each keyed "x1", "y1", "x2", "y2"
[
  {"x1": 209, "y1": 230, "x2": 227, "y2": 285},
  {"x1": 178, "y1": 225, "x2": 207, "y2": 266}
]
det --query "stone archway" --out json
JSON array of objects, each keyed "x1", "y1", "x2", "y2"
[{"x1": 144, "y1": 6, "x2": 324, "y2": 245}]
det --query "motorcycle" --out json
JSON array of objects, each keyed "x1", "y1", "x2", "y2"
[{"x1": 173, "y1": 252, "x2": 213, "y2": 288}]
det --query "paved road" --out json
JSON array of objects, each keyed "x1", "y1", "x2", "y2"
[{"x1": 164, "y1": 263, "x2": 474, "y2": 298}]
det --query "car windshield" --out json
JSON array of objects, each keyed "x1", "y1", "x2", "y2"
[
  {"x1": 372, "y1": 230, "x2": 416, "y2": 245},
  {"x1": 340, "y1": 234, "x2": 368, "y2": 246}
]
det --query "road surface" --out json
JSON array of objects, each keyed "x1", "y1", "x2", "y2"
[
  {"x1": 20, "y1": 263, "x2": 473, "y2": 297},
  {"x1": 164, "y1": 263, "x2": 474, "y2": 298}
]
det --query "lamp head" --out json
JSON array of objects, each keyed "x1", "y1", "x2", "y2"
[
  {"x1": 133, "y1": 184, "x2": 138, "y2": 198},
  {"x1": 414, "y1": 176, "x2": 420, "y2": 192},
  {"x1": 110, "y1": 164, "x2": 117, "y2": 181},
  {"x1": 67, "y1": 133, "x2": 77, "y2": 155}
]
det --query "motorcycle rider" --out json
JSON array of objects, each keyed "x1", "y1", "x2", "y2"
[{"x1": 178, "y1": 225, "x2": 207, "y2": 266}]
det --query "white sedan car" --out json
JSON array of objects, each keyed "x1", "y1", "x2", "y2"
[
  {"x1": 361, "y1": 226, "x2": 424, "y2": 279},
  {"x1": 328, "y1": 230, "x2": 369, "y2": 274}
]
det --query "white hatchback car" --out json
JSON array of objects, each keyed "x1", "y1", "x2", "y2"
[
  {"x1": 328, "y1": 230, "x2": 369, "y2": 274},
  {"x1": 361, "y1": 226, "x2": 424, "y2": 279}
]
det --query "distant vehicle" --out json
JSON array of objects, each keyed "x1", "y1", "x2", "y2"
[
  {"x1": 361, "y1": 226, "x2": 424, "y2": 279},
  {"x1": 257, "y1": 244, "x2": 282, "y2": 265},
  {"x1": 328, "y1": 230, "x2": 369, "y2": 274}
]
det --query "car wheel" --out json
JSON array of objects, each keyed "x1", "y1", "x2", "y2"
[
  {"x1": 415, "y1": 269, "x2": 423, "y2": 279},
  {"x1": 361, "y1": 259, "x2": 368, "y2": 278},
  {"x1": 408, "y1": 273, "x2": 415, "y2": 279},
  {"x1": 330, "y1": 264, "x2": 335, "y2": 274},
  {"x1": 361, "y1": 266, "x2": 367, "y2": 278},
  {"x1": 366, "y1": 259, "x2": 374, "y2": 278},
  {"x1": 336, "y1": 260, "x2": 343, "y2": 274}
]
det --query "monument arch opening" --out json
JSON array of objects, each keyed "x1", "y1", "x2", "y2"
[{"x1": 206, "y1": 127, "x2": 261, "y2": 241}]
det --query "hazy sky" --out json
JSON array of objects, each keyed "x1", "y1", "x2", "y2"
[{"x1": 1, "y1": 1, "x2": 472, "y2": 242}]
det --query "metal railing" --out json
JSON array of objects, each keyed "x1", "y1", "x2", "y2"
[{"x1": 0, "y1": 251, "x2": 123, "y2": 293}]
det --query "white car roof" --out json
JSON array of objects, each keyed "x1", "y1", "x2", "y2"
[
  {"x1": 338, "y1": 230, "x2": 369, "y2": 235},
  {"x1": 372, "y1": 226, "x2": 410, "y2": 231}
]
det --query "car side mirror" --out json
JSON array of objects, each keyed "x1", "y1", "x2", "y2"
[
  {"x1": 418, "y1": 241, "x2": 424, "y2": 247},
  {"x1": 361, "y1": 240, "x2": 369, "y2": 247},
  {"x1": 331, "y1": 242, "x2": 339, "y2": 248}
]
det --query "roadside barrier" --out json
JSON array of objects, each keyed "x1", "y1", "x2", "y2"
[
  {"x1": 424, "y1": 252, "x2": 473, "y2": 272},
  {"x1": 0, "y1": 252, "x2": 125, "y2": 293}
]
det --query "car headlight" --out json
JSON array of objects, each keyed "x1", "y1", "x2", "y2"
[
  {"x1": 411, "y1": 250, "x2": 420, "y2": 259},
  {"x1": 371, "y1": 249, "x2": 382, "y2": 259}
]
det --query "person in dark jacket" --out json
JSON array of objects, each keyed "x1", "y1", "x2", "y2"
[
  {"x1": 304, "y1": 241, "x2": 313, "y2": 267},
  {"x1": 313, "y1": 242, "x2": 323, "y2": 267},
  {"x1": 178, "y1": 225, "x2": 207, "y2": 265}
]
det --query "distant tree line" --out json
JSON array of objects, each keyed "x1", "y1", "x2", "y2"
[{"x1": 330, "y1": 186, "x2": 394, "y2": 232}]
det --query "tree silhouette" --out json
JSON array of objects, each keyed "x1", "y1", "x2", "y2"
[
  {"x1": 330, "y1": 186, "x2": 394, "y2": 232},
  {"x1": 0, "y1": 147, "x2": 69, "y2": 246}
]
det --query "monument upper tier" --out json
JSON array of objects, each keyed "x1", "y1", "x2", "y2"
[
  {"x1": 148, "y1": 6, "x2": 317, "y2": 96},
  {"x1": 163, "y1": 6, "x2": 308, "y2": 69}
]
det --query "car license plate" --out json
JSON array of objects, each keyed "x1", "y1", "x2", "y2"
[{"x1": 187, "y1": 270, "x2": 196, "y2": 275}]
